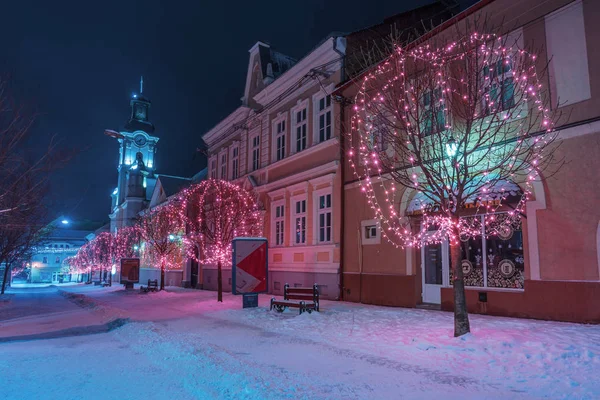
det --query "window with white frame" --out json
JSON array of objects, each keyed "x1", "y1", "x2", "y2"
[
  {"x1": 317, "y1": 192, "x2": 332, "y2": 243},
  {"x1": 209, "y1": 157, "x2": 217, "y2": 179},
  {"x1": 316, "y1": 94, "x2": 332, "y2": 142},
  {"x1": 273, "y1": 202, "x2": 285, "y2": 246},
  {"x1": 361, "y1": 219, "x2": 381, "y2": 245},
  {"x1": 274, "y1": 118, "x2": 286, "y2": 162},
  {"x1": 294, "y1": 107, "x2": 307, "y2": 152},
  {"x1": 230, "y1": 146, "x2": 239, "y2": 180},
  {"x1": 292, "y1": 198, "x2": 306, "y2": 245},
  {"x1": 219, "y1": 151, "x2": 227, "y2": 180},
  {"x1": 251, "y1": 135, "x2": 260, "y2": 171}
]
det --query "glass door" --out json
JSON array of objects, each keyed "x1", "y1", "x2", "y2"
[{"x1": 422, "y1": 240, "x2": 449, "y2": 304}]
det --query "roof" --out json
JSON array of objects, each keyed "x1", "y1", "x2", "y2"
[
  {"x1": 258, "y1": 44, "x2": 297, "y2": 80},
  {"x1": 124, "y1": 119, "x2": 155, "y2": 134},
  {"x1": 156, "y1": 175, "x2": 192, "y2": 197},
  {"x1": 47, "y1": 229, "x2": 94, "y2": 241},
  {"x1": 344, "y1": 1, "x2": 458, "y2": 80}
]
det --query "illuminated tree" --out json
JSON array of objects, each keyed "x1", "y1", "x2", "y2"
[
  {"x1": 182, "y1": 180, "x2": 262, "y2": 302},
  {"x1": 70, "y1": 242, "x2": 95, "y2": 282},
  {"x1": 138, "y1": 203, "x2": 187, "y2": 290},
  {"x1": 88, "y1": 232, "x2": 118, "y2": 285},
  {"x1": 350, "y1": 22, "x2": 561, "y2": 336},
  {"x1": 114, "y1": 226, "x2": 142, "y2": 260}
]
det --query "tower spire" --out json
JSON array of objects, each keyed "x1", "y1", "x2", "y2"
[{"x1": 140, "y1": 76, "x2": 144, "y2": 94}]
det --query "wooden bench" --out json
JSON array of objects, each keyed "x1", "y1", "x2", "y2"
[
  {"x1": 140, "y1": 279, "x2": 158, "y2": 293},
  {"x1": 270, "y1": 284, "x2": 319, "y2": 315}
]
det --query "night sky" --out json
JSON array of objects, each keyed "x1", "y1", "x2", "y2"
[{"x1": 1, "y1": 0, "x2": 441, "y2": 224}]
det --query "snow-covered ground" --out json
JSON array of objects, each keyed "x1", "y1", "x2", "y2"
[{"x1": 1, "y1": 285, "x2": 599, "y2": 399}]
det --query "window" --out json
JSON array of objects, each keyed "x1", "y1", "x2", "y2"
[
  {"x1": 273, "y1": 203, "x2": 285, "y2": 246},
  {"x1": 209, "y1": 157, "x2": 217, "y2": 179},
  {"x1": 316, "y1": 94, "x2": 332, "y2": 142},
  {"x1": 483, "y1": 59, "x2": 515, "y2": 114},
  {"x1": 251, "y1": 135, "x2": 260, "y2": 171},
  {"x1": 43, "y1": 257, "x2": 47, "y2": 264},
  {"x1": 219, "y1": 152, "x2": 227, "y2": 179},
  {"x1": 295, "y1": 108, "x2": 307, "y2": 152},
  {"x1": 421, "y1": 87, "x2": 446, "y2": 136},
  {"x1": 55, "y1": 257, "x2": 60, "y2": 264},
  {"x1": 230, "y1": 146, "x2": 239, "y2": 180},
  {"x1": 317, "y1": 193, "x2": 332, "y2": 243},
  {"x1": 449, "y1": 214, "x2": 524, "y2": 289},
  {"x1": 365, "y1": 225, "x2": 377, "y2": 239},
  {"x1": 293, "y1": 199, "x2": 306, "y2": 245},
  {"x1": 274, "y1": 119, "x2": 286, "y2": 161}
]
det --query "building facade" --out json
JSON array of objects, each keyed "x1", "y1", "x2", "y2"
[
  {"x1": 26, "y1": 218, "x2": 95, "y2": 284},
  {"x1": 339, "y1": 0, "x2": 600, "y2": 323},
  {"x1": 202, "y1": 39, "x2": 346, "y2": 299}
]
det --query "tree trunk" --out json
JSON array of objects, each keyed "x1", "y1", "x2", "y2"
[
  {"x1": 217, "y1": 260, "x2": 223, "y2": 302},
  {"x1": 160, "y1": 262, "x2": 165, "y2": 291},
  {"x1": 1, "y1": 262, "x2": 10, "y2": 295},
  {"x1": 450, "y1": 224, "x2": 470, "y2": 337}
]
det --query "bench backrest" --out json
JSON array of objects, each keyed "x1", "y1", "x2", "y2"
[
  {"x1": 148, "y1": 279, "x2": 158, "y2": 287},
  {"x1": 284, "y1": 284, "x2": 319, "y2": 305}
]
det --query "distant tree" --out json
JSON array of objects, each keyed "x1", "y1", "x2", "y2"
[
  {"x1": 182, "y1": 180, "x2": 262, "y2": 302},
  {"x1": 138, "y1": 203, "x2": 188, "y2": 291},
  {"x1": 88, "y1": 232, "x2": 118, "y2": 285}
]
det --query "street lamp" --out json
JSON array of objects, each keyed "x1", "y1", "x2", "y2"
[{"x1": 446, "y1": 137, "x2": 458, "y2": 158}]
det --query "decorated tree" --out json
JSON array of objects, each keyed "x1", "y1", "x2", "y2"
[
  {"x1": 114, "y1": 226, "x2": 142, "y2": 261},
  {"x1": 138, "y1": 203, "x2": 187, "y2": 290},
  {"x1": 72, "y1": 241, "x2": 95, "y2": 283},
  {"x1": 350, "y1": 22, "x2": 561, "y2": 336},
  {"x1": 88, "y1": 232, "x2": 117, "y2": 285},
  {"x1": 182, "y1": 180, "x2": 262, "y2": 302}
]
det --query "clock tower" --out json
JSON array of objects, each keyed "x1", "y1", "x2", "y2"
[{"x1": 108, "y1": 77, "x2": 160, "y2": 232}]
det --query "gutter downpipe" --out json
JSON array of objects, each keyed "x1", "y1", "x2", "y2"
[{"x1": 333, "y1": 36, "x2": 347, "y2": 301}]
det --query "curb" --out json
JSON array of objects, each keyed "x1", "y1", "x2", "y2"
[{"x1": 0, "y1": 318, "x2": 130, "y2": 343}]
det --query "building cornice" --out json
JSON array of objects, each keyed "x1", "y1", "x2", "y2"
[{"x1": 255, "y1": 160, "x2": 339, "y2": 193}]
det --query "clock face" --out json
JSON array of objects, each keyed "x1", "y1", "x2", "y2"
[{"x1": 134, "y1": 134, "x2": 147, "y2": 147}]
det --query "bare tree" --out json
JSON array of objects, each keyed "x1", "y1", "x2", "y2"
[
  {"x1": 0, "y1": 170, "x2": 50, "y2": 294},
  {"x1": 182, "y1": 180, "x2": 262, "y2": 302},
  {"x1": 350, "y1": 19, "x2": 561, "y2": 336}
]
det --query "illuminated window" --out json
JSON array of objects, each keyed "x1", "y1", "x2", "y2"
[
  {"x1": 273, "y1": 203, "x2": 285, "y2": 246},
  {"x1": 292, "y1": 199, "x2": 306, "y2": 245}
]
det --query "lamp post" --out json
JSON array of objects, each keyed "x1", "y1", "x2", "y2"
[{"x1": 446, "y1": 137, "x2": 458, "y2": 158}]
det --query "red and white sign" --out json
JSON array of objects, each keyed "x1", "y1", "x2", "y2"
[{"x1": 232, "y1": 238, "x2": 267, "y2": 294}]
